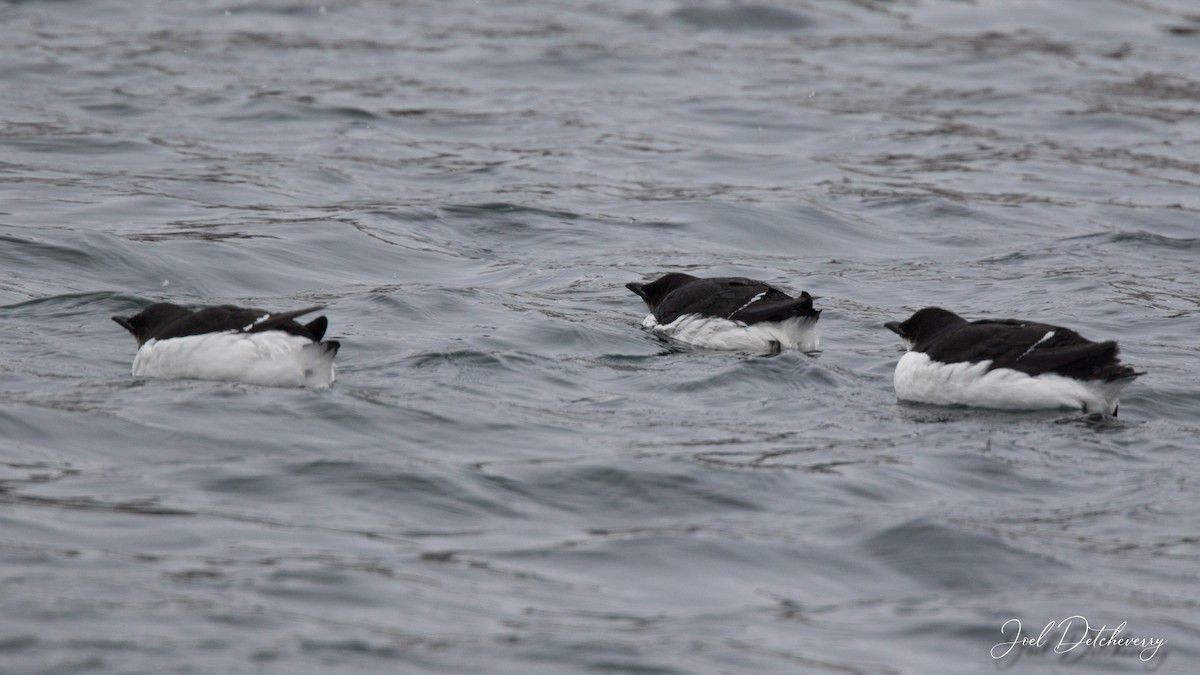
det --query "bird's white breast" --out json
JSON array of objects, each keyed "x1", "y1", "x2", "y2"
[
  {"x1": 893, "y1": 351, "x2": 1128, "y2": 414},
  {"x1": 643, "y1": 313, "x2": 819, "y2": 353},
  {"x1": 132, "y1": 331, "x2": 336, "y2": 388}
]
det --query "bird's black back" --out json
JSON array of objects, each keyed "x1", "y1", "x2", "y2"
[
  {"x1": 113, "y1": 302, "x2": 331, "y2": 347},
  {"x1": 627, "y1": 274, "x2": 818, "y2": 326}
]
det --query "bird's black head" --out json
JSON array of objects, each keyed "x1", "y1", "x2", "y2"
[
  {"x1": 112, "y1": 302, "x2": 191, "y2": 346},
  {"x1": 885, "y1": 307, "x2": 966, "y2": 351},
  {"x1": 625, "y1": 272, "x2": 697, "y2": 310}
]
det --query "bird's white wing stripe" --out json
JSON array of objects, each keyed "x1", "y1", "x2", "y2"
[
  {"x1": 1016, "y1": 330, "x2": 1055, "y2": 361},
  {"x1": 243, "y1": 313, "x2": 271, "y2": 332},
  {"x1": 728, "y1": 291, "x2": 766, "y2": 319}
]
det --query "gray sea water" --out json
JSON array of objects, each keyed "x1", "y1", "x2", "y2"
[{"x1": 2, "y1": 1, "x2": 1199, "y2": 673}]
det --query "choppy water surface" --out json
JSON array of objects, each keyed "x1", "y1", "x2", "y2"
[{"x1": 2, "y1": 1, "x2": 1199, "y2": 672}]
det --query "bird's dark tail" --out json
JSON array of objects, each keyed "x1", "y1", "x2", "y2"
[{"x1": 305, "y1": 316, "x2": 329, "y2": 342}]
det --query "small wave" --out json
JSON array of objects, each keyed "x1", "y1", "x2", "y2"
[
  {"x1": 0, "y1": 290, "x2": 144, "y2": 317},
  {"x1": 863, "y1": 519, "x2": 1068, "y2": 592},
  {"x1": 668, "y1": 5, "x2": 813, "y2": 31}
]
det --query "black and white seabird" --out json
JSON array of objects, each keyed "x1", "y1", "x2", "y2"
[
  {"x1": 112, "y1": 302, "x2": 340, "y2": 388},
  {"x1": 626, "y1": 272, "x2": 820, "y2": 353},
  {"x1": 884, "y1": 307, "x2": 1141, "y2": 414}
]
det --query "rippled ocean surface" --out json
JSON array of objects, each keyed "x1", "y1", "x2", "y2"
[{"x1": 2, "y1": 1, "x2": 1199, "y2": 673}]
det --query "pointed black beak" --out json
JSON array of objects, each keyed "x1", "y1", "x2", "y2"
[
  {"x1": 112, "y1": 315, "x2": 134, "y2": 334},
  {"x1": 884, "y1": 321, "x2": 903, "y2": 336},
  {"x1": 625, "y1": 282, "x2": 647, "y2": 301}
]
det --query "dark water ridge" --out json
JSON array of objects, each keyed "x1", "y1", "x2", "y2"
[{"x1": 3, "y1": 1, "x2": 1200, "y2": 673}]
